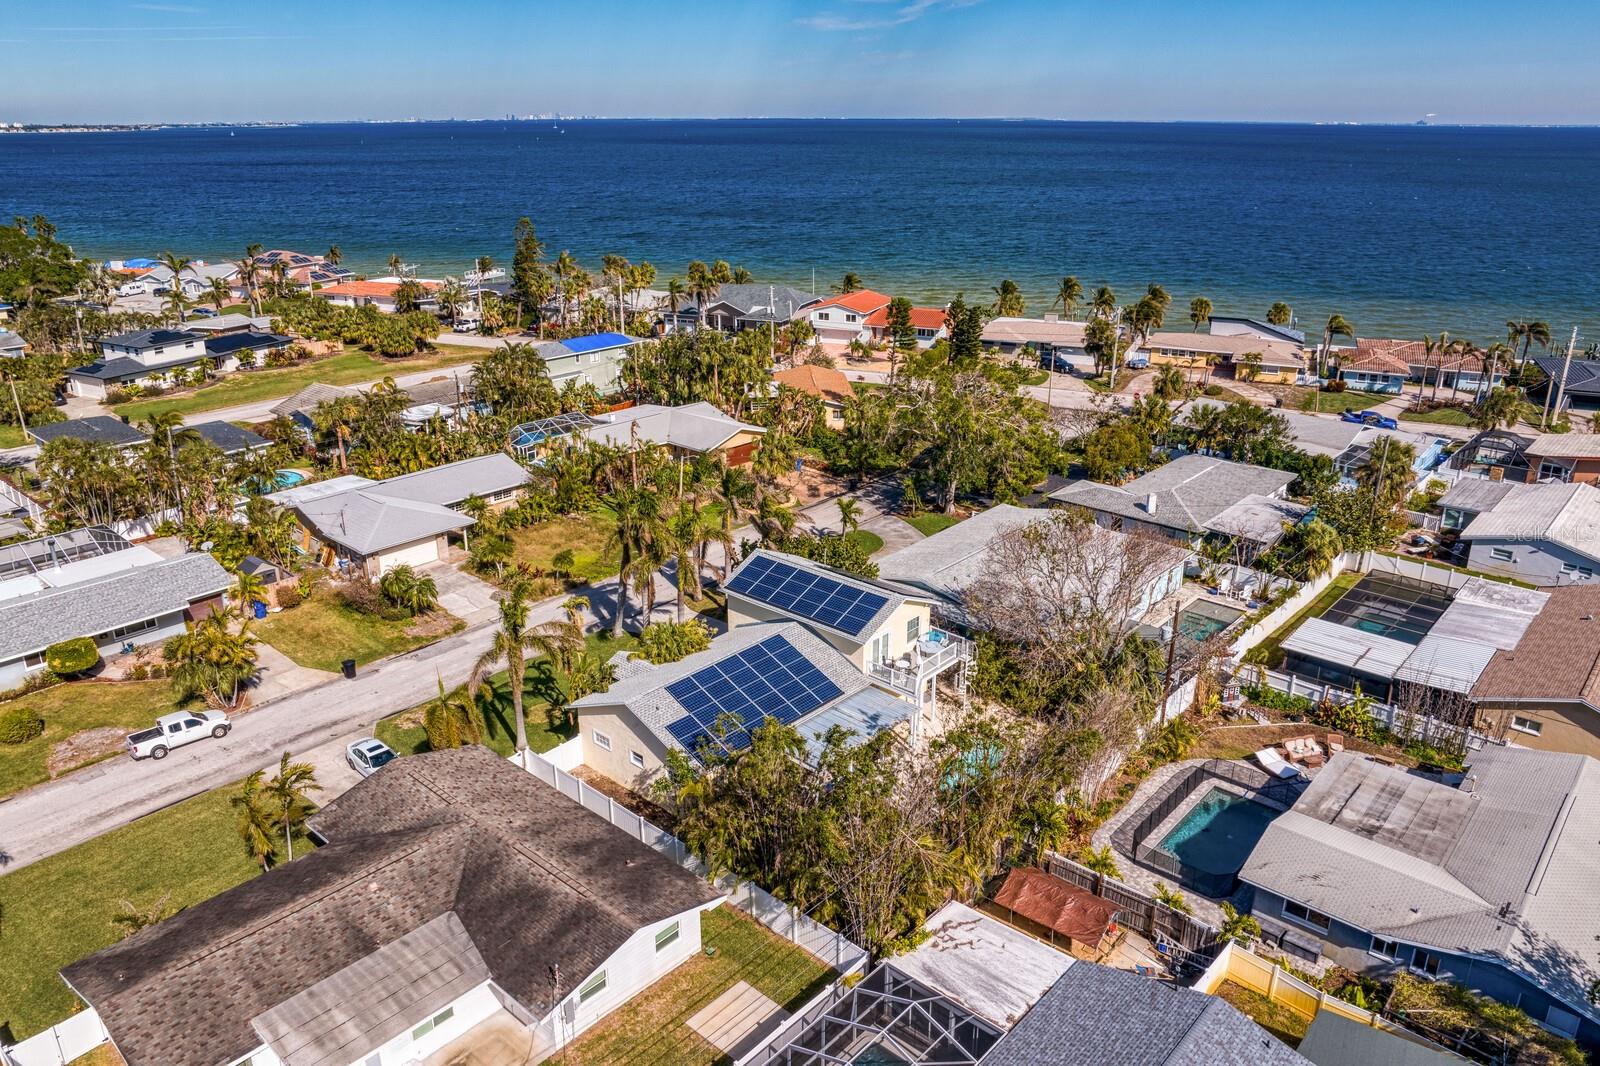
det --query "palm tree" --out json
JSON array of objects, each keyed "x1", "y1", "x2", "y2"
[
  {"x1": 1153, "y1": 364, "x2": 1186, "y2": 400},
  {"x1": 111, "y1": 891, "x2": 176, "y2": 939},
  {"x1": 833, "y1": 272, "x2": 864, "y2": 294},
  {"x1": 1479, "y1": 342, "x2": 1514, "y2": 403},
  {"x1": 326, "y1": 245, "x2": 342, "y2": 266},
  {"x1": 1317, "y1": 313, "x2": 1354, "y2": 380},
  {"x1": 1218, "y1": 902, "x2": 1262, "y2": 947},
  {"x1": 234, "y1": 571, "x2": 267, "y2": 618},
  {"x1": 685, "y1": 261, "x2": 722, "y2": 334},
  {"x1": 424, "y1": 672, "x2": 483, "y2": 750},
  {"x1": 165, "y1": 614, "x2": 259, "y2": 707},
  {"x1": 209, "y1": 276, "x2": 231, "y2": 315},
  {"x1": 157, "y1": 251, "x2": 193, "y2": 324},
  {"x1": 469, "y1": 572, "x2": 582, "y2": 753},
  {"x1": 1507, "y1": 318, "x2": 1552, "y2": 372},
  {"x1": 991, "y1": 279, "x2": 1024, "y2": 317},
  {"x1": 436, "y1": 276, "x2": 467, "y2": 327},
  {"x1": 1184, "y1": 404, "x2": 1227, "y2": 455},
  {"x1": 1051, "y1": 276, "x2": 1083, "y2": 319},
  {"x1": 1188, "y1": 295, "x2": 1212, "y2": 331},
  {"x1": 662, "y1": 276, "x2": 687, "y2": 325},
  {"x1": 1266, "y1": 301, "x2": 1293, "y2": 326},
  {"x1": 1090, "y1": 285, "x2": 1117, "y2": 320},
  {"x1": 1474, "y1": 387, "x2": 1522, "y2": 430},
  {"x1": 605, "y1": 487, "x2": 662, "y2": 636},
  {"x1": 386, "y1": 252, "x2": 404, "y2": 277},
  {"x1": 836, "y1": 496, "x2": 862, "y2": 535},
  {"x1": 239, "y1": 246, "x2": 262, "y2": 316},
  {"x1": 232, "y1": 770, "x2": 278, "y2": 872},
  {"x1": 266, "y1": 751, "x2": 320, "y2": 861},
  {"x1": 1079, "y1": 845, "x2": 1121, "y2": 880},
  {"x1": 378, "y1": 563, "x2": 438, "y2": 615},
  {"x1": 711, "y1": 463, "x2": 756, "y2": 582}
]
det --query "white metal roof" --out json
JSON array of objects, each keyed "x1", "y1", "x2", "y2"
[
  {"x1": 1280, "y1": 616, "x2": 1416, "y2": 678},
  {"x1": 890, "y1": 902, "x2": 1073, "y2": 1029}
]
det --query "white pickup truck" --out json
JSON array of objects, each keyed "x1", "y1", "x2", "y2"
[{"x1": 127, "y1": 711, "x2": 232, "y2": 760}]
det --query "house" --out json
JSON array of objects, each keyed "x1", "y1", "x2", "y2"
[
  {"x1": 67, "y1": 327, "x2": 211, "y2": 399},
  {"x1": 574, "y1": 402, "x2": 765, "y2": 465},
  {"x1": 188, "y1": 420, "x2": 271, "y2": 457},
  {"x1": 1457, "y1": 480, "x2": 1600, "y2": 584},
  {"x1": 803, "y1": 289, "x2": 892, "y2": 345},
  {"x1": 1436, "y1": 478, "x2": 1525, "y2": 534},
  {"x1": 254, "y1": 248, "x2": 333, "y2": 289},
  {"x1": 1143, "y1": 330, "x2": 1306, "y2": 384},
  {"x1": 1266, "y1": 409, "x2": 1447, "y2": 488},
  {"x1": 980, "y1": 315, "x2": 1090, "y2": 363},
  {"x1": 201, "y1": 329, "x2": 295, "y2": 367},
  {"x1": 401, "y1": 374, "x2": 479, "y2": 428},
  {"x1": 143, "y1": 259, "x2": 240, "y2": 300},
  {"x1": 0, "y1": 527, "x2": 230, "y2": 689},
  {"x1": 0, "y1": 329, "x2": 29, "y2": 359},
  {"x1": 1471, "y1": 584, "x2": 1600, "y2": 756},
  {"x1": 1526, "y1": 353, "x2": 1600, "y2": 414},
  {"x1": 1338, "y1": 338, "x2": 1508, "y2": 395},
  {"x1": 531, "y1": 331, "x2": 636, "y2": 394},
  {"x1": 276, "y1": 453, "x2": 529, "y2": 575},
  {"x1": 1333, "y1": 343, "x2": 1410, "y2": 393},
  {"x1": 569, "y1": 620, "x2": 916, "y2": 791},
  {"x1": 27, "y1": 415, "x2": 148, "y2": 450},
  {"x1": 1238, "y1": 746, "x2": 1600, "y2": 1048},
  {"x1": 1209, "y1": 314, "x2": 1307, "y2": 345},
  {"x1": 773, "y1": 363, "x2": 852, "y2": 427},
  {"x1": 1518, "y1": 433, "x2": 1600, "y2": 484},
  {"x1": 268, "y1": 382, "x2": 362, "y2": 439},
  {"x1": 724, "y1": 548, "x2": 971, "y2": 713},
  {"x1": 180, "y1": 312, "x2": 276, "y2": 335},
  {"x1": 875, "y1": 503, "x2": 1188, "y2": 631},
  {"x1": 663, "y1": 283, "x2": 820, "y2": 334},
  {"x1": 1048, "y1": 455, "x2": 1304, "y2": 557},
  {"x1": 864, "y1": 302, "x2": 948, "y2": 349},
  {"x1": 61, "y1": 747, "x2": 724, "y2": 1066},
  {"x1": 316, "y1": 278, "x2": 440, "y2": 313}
]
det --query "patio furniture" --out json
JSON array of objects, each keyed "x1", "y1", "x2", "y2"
[
  {"x1": 1254, "y1": 746, "x2": 1301, "y2": 780},
  {"x1": 1326, "y1": 732, "x2": 1345, "y2": 753},
  {"x1": 1282, "y1": 734, "x2": 1326, "y2": 768}
]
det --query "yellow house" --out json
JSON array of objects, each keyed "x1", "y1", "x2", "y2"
[
  {"x1": 570, "y1": 621, "x2": 916, "y2": 794},
  {"x1": 1143, "y1": 331, "x2": 1306, "y2": 385}
]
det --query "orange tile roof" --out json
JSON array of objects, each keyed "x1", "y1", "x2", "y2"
[
  {"x1": 774, "y1": 364, "x2": 853, "y2": 406},
  {"x1": 863, "y1": 305, "x2": 947, "y2": 330},
  {"x1": 811, "y1": 289, "x2": 892, "y2": 315},
  {"x1": 318, "y1": 280, "x2": 439, "y2": 298}
]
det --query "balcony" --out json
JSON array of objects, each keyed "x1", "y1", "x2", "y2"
[{"x1": 867, "y1": 628, "x2": 974, "y2": 702}]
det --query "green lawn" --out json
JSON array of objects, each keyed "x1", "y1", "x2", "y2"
[
  {"x1": 0, "y1": 783, "x2": 311, "y2": 1040},
  {"x1": 565, "y1": 905, "x2": 836, "y2": 1066},
  {"x1": 0, "y1": 424, "x2": 26, "y2": 449},
  {"x1": 842, "y1": 528, "x2": 884, "y2": 555},
  {"x1": 1399, "y1": 406, "x2": 1474, "y2": 426},
  {"x1": 0, "y1": 681, "x2": 183, "y2": 801},
  {"x1": 1243, "y1": 571, "x2": 1361, "y2": 668},
  {"x1": 110, "y1": 344, "x2": 484, "y2": 422},
  {"x1": 377, "y1": 630, "x2": 638, "y2": 757},
  {"x1": 1294, "y1": 388, "x2": 1389, "y2": 414},
  {"x1": 510, "y1": 507, "x2": 621, "y2": 582},
  {"x1": 903, "y1": 512, "x2": 962, "y2": 537},
  {"x1": 253, "y1": 590, "x2": 463, "y2": 672}
]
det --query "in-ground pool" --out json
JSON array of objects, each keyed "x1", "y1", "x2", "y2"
[
  {"x1": 1156, "y1": 788, "x2": 1279, "y2": 878},
  {"x1": 852, "y1": 1041, "x2": 913, "y2": 1066},
  {"x1": 273, "y1": 469, "x2": 307, "y2": 489},
  {"x1": 1178, "y1": 602, "x2": 1243, "y2": 643}
]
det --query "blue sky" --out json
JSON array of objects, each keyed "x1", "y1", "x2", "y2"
[{"x1": 5, "y1": 0, "x2": 1598, "y2": 124}]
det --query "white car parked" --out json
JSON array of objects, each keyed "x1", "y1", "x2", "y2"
[
  {"x1": 346, "y1": 737, "x2": 397, "y2": 778},
  {"x1": 127, "y1": 711, "x2": 232, "y2": 760}
]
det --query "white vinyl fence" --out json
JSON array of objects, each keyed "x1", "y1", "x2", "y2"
[
  {"x1": 1250, "y1": 667, "x2": 1488, "y2": 752},
  {"x1": 0, "y1": 1007, "x2": 109, "y2": 1066},
  {"x1": 1225, "y1": 552, "x2": 1358, "y2": 662}
]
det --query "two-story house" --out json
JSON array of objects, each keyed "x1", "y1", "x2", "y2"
[
  {"x1": 804, "y1": 289, "x2": 892, "y2": 346},
  {"x1": 66, "y1": 328, "x2": 210, "y2": 399}
]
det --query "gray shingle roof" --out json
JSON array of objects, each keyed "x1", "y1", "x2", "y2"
[
  {"x1": 984, "y1": 963, "x2": 1310, "y2": 1065},
  {"x1": 1437, "y1": 478, "x2": 1526, "y2": 514},
  {"x1": 370, "y1": 453, "x2": 529, "y2": 507},
  {"x1": 268, "y1": 382, "x2": 361, "y2": 418},
  {"x1": 570, "y1": 621, "x2": 875, "y2": 755},
  {"x1": 674, "y1": 283, "x2": 818, "y2": 322},
  {"x1": 63, "y1": 747, "x2": 721, "y2": 1066},
  {"x1": 1240, "y1": 746, "x2": 1600, "y2": 1021},
  {"x1": 293, "y1": 490, "x2": 472, "y2": 556},
  {"x1": 188, "y1": 420, "x2": 270, "y2": 455},
  {"x1": 581, "y1": 402, "x2": 764, "y2": 454},
  {"x1": 1049, "y1": 455, "x2": 1295, "y2": 535},
  {"x1": 28, "y1": 415, "x2": 148, "y2": 447},
  {"x1": 0, "y1": 552, "x2": 231, "y2": 660}
]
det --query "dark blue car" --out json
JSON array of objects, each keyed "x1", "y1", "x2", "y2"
[{"x1": 1342, "y1": 409, "x2": 1399, "y2": 430}]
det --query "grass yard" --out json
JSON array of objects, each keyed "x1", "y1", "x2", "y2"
[
  {"x1": 903, "y1": 511, "x2": 962, "y2": 537},
  {"x1": 109, "y1": 343, "x2": 484, "y2": 422},
  {"x1": 842, "y1": 528, "x2": 884, "y2": 555},
  {"x1": 509, "y1": 507, "x2": 621, "y2": 583},
  {"x1": 0, "y1": 423, "x2": 26, "y2": 449},
  {"x1": 0, "y1": 782, "x2": 311, "y2": 1040},
  {"x1": 1399, "y1": 406, "x2": 1474, "y2": 426},
  {"x1": 253, "y1": 589, "x2": 463, "y2": 672},
  {"x1": 1241, "y1": 571, "x2": 1360, "y2": 668},
  {"x1": 0, "y1": 681, "x2": 182, "y2": 801},
  {"x1": 377, "y1": 630, "x2": 638, "y2": 757},
  {"x1": 565, "y1": 905, "x2": 836, "y2": 1066},
  {"x1": 1213, "y1": 980, "x2": 1309, "y2": 1048},
  {"x1": 1291, "y1": 388, "x2": 1390, "y2": 414}
]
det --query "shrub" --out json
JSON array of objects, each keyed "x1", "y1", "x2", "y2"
[
  {"x1": 338, "y1": 574, "x2": 386, "y2": 615},
  {"x1": 633, "y1": 619, "x2": 713, "y2": 665},
  {"x1": 1242, "y1": 683, "x2": 1315, "y2": 717},
  {"x1": 1202, "y1": 383, "x2": 1224, "y2": 397},
  {"x1": 0, "y1": 703, "x2": 45, "y2": 744},
  {"x1": 45, "y1": 636, "x2": 100, "y2": 676},
  {"x1": 1323, "y1": 379, "x2": 1347, "y2": 393},
  {"x1": 275, "y1": 584, "x2": 303, "y2": 610}
]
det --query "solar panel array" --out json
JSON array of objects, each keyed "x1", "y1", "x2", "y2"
[
  {"x1": 664, "y1": 634, "x2": 844, "y2": 760},
  {"x1": 727, "y1": 554, "x2": 890, "y2": 638}
]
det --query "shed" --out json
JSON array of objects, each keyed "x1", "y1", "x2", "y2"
[{"x1": 990, "y1": 867, "x2": 1120, "y2": 957}]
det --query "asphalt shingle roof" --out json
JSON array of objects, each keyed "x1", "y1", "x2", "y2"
[
  {"x1": 268, "y1": 382, "x2": 361, "y2": 418},
  {"x1": 188, "y1": 420, "x2": 270, "y2": 455},
  {"x1": 290, "y1": 456, "x2": 527, "y2": 555},
  {"x1": 580, "y1": 402, "x2": 763, "y2": 454},
  {"x1": 1049, "y1": 455, "x2": 1295, "y2": 537},
  {"x1": 27, "y1": 415, "x2": 148, "y2": 447},
  {"x1": 674, "y1": 283, "x2": 819, "y2": 322},
  {"x1": 1472, "y1": 584, "x2": 1600, "y2": 706},
  {"x1": 63, "y1": 747, "x2": 721, "y2": 1066}
]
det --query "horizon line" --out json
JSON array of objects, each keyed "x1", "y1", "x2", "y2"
[{"x1": 7, "y1": 116, "x2": 1600, "y2": 130}]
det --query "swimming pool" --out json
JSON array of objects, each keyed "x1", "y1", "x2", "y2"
[
  {"x1": 1178, "y1": 603, "x2": 1243, "y2": 643},
  {"x1": 1155, "y1": 788, "x2": 1279, "y2": 878},
  {"x1": 274, "y1": 469, "x2": 307, "y2": 489}
]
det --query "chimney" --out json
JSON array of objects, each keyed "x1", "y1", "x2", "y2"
[
  {"x1": 1043, "y1": 312, "x2": 1059, "y2": 323},
  {"x1": 1144, "y1": 493, "x2": 1158, "y2": 515}
]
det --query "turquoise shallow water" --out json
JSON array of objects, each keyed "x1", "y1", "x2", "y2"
[
  {"x1": 2, "y1": 119, "x2": 1597, "y2": 339},
  {"x1": 1157, "y1": 788, "x2": 1279, "y2": 878}
]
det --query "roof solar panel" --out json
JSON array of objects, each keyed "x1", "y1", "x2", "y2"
[{"x1": 727, "y1": 554, "x2": 894, "y2": 638}]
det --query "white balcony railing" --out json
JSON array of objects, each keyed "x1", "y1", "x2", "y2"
[{"x1": 867, "y1": 628, "x2": 974, "y2": 698}]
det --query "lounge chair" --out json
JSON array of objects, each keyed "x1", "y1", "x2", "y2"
[{"x1": 1254, "y1": 746, "x2": 1300, "y2": 779}]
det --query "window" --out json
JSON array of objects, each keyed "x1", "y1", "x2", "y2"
[
  {"x1": 1490, "y1": 547, "x2": 1515, "y2": 563},
  {"x1": 579, "y1": 970, "x2": 608, "y2": 1002},
  {"x1": 592, "y1": 729, "x2": 612, "y2": 752},
  {"x1": 1411, "y1": 949, "x2": 1442, "y2": 978},
  {"x1": 1511, "y1": 715, "x2": 1544, "y2": 736},
  {"x1": 1282, "y1": 900, "x2": 1332, "y2": 931},
  {"x1": 906, "y1": 616, "x2": 921, "y2": 643},
  {"x1": 411, "y1": 1006, "x2": 454, "y2": 1041},
  {"x1": 22, "y1": 651, "x2": 45, "y2": 670},
  {"x1": 655, "y1": 921, "x2": 681, "y2": 952},
  {"x1": 1370, "y1": 936, "x2": 1402, "y2": 960},
  {"x1": 817, "y1": 312, "x2": 831, "y2": 321},
  {"x1": 630, "y1": 750, "x2": 645, "y2": 769}
]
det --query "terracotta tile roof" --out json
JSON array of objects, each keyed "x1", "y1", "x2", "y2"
[
  {"x1": 317, "y1": 279, "x2": 439, "y2": 298},
  {"x1": 1472, "y1": 584, "x2": 1600, "y2": 706},
  {"x1": 774, "y1": 363, "x2": 853, "y2": 405},
  {"x1": 1338, "y1": 339, "x2": 1413, "y2": 376},
  {"x1": 810, "y1": 289, "x2": 892, "y2": 315},
  {"x1": 862, "y1": 305, "x2": 947, "y2": 330}
]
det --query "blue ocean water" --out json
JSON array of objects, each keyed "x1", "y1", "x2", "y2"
[{"x1": 2, "y1": 119, "x2": 1596, "y2": 340}]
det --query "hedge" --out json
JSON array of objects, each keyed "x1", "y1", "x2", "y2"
[
  {"x1": 0, "y1": 703, "x2": 45, "y2": 744},
  {"x1": 45, "y1": 636, "x2": 100, "y2": 676}
]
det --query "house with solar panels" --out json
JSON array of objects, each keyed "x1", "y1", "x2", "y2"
[
  {"x1": 569, "y1": 621, "x2": 917, "y2": 791},
  {"x1": 724, "y1": 548, "x2": 973, "y2": 719}
]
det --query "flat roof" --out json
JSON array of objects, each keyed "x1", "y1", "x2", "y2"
[{"x1": 889, "y1": 901, "x2": 1072, "y2": 1029}]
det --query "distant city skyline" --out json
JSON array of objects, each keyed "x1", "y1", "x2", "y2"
[{"x1": 6, "y1": 0, "x2": 1599, "y2": 126}]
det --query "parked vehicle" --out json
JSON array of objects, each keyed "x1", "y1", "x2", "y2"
[
  {"x1": 127, "y1": 711, "x2": 232, "y2": 760},
  {"x1": 189, "y1": 306, "x2": 218, "y2": 318},
  {"x1": 346, "y1": 737, "x2": 397, "y2": 777},
  {"x1": 1340, "y1": 409, "x2": 1366, "y2": 424},
  {"x1": 1038, "y1": 352, "x2": 1074, "y2": 374}
]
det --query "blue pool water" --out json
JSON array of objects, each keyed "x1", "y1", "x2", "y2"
[
  {"x1": 273, "y1": 469, "x2": 307, "y2": 489},
  {"x1": 1156, "y1": 788, "x2": 1279, "y2": 878},
  {"x1": 1178, "y1": 605, "x2": 1243, "y2": 643}
]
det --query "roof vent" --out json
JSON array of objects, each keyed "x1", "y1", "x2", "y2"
[
  {"x1": 1461, "y1": 774, "x2": 1477, "y2": 794},
  {"x1": 1584, "y1": 614, "x2": 1595, "y2": 622},
  {"x1": 1144, "y1": 493, "x2": 1158, "y2": 515}
]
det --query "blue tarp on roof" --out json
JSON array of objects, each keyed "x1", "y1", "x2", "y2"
[
  {"x1": 559, "y1": 332, "x2": 635, "y2": 355},
  {"x1": 118, "y1": 257, "x2": 160, "y2": 269}
]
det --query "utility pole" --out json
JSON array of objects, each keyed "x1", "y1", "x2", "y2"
[
  {"x1": 1543, "y1": 326, "x2": 1579, "y2": 430},
  {"x1": 6, "y1": 376, "x2": 26, "y2": 437},
  {"x1": 1160, "y1": 598, "x2": 1182, "y2": 726}
]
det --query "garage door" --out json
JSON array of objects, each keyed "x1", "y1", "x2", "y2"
[{"x1": 378, "y1": 538, "x2": 440, "y2": 574}]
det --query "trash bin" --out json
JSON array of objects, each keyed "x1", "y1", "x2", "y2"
[
  {"x1": 341, "y1": 658, "x2": 357, "y2": 679},
  {"x1": 252, "y1": 600, "x2": 267, "y2": 620}
]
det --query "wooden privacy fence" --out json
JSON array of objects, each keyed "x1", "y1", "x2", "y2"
[{"x1": 1039, "y1": 851, "x2": 1220, "y2": 969}]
